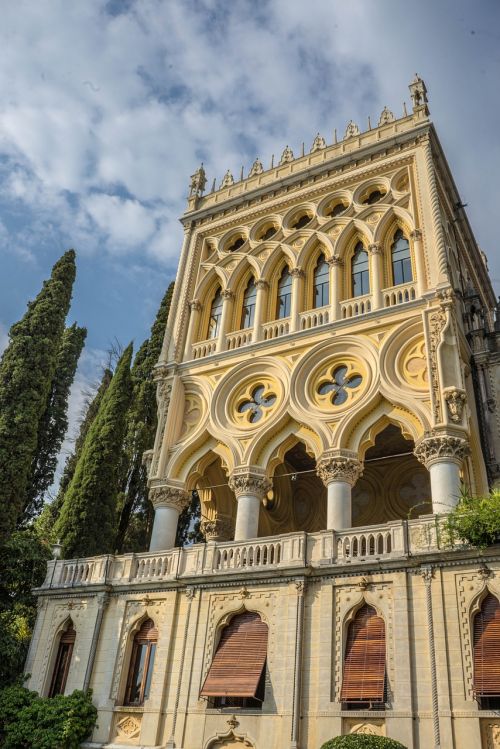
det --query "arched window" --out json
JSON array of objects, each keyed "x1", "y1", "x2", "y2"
[
  {"x1": 200, "y1": 611, "x2": 268, "y2": 708},
  {"x1": 313, "y1": 253, "x2": 329, "y2": 308},
  {"x1": 276, "y1": 267, "x2": 292, "y2": 319},
  {"x1": 227, "y1": 236, "x2": 245, "y2": 252},
  {"x1": 124, "y1": 618, "x2": 158, "y2": 706},
  {"x1": 363, "y1": 189, "x2": 384, "y2": 205},
  {"x1": 207, "y1": 288, "x2": 223, "y2": 339},
  {"x1": 292, "y1": 213, "x2": 311, "y2": 229},
  {"x1": 391, "y1": 229, "x2": 413, "y2": 285},
  {"x1": 49, "y1": 620, "x2": 76, "y2": 697},
  {"x1": 351, "y1": 243, "x2": 370, "y2": 297},
  {"x1": 240, "y1": 278, "x2": 257, "y2": 329},
  {"x1": 341, "y1": 604, "x2": 386, "y2": 709},
  {"x1": 473, "y1": 593, "x2": 500, "y2": 709}
]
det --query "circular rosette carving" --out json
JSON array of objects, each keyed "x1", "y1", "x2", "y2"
[
  {"x1": 311, "y1": 356, "x2": 366, "y2": 414},
  {"x1": 231, "y1": 377, "x2": 280, "y2": 428}
]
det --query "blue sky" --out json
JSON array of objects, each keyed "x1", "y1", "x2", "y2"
[{"x1": 1, "y1": 0, "x2": 499, "y2": 450}]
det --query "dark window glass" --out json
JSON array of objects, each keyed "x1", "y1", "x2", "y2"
[
  {"x1": 49, "y1": 622, "x2": 75, "y2": 697},
  {"x1": 351, "y1": 243, "x2": 370, "y2": 297},
  {"x1": 292, "y1": 214, "x2": 311, "y2": 229},
  {"x1": 260, "y1": 226, "x2": 277, "y2": 241},
  {"x1": 364, "y1": 190, "x2": 384, "y2": 205},
  {"x1": 208, "y1": 288, "x2": 223, "y2": 339},
  {"x1": 240, "y1": 279, "x2": 257, "y2": 329},
  {"x1": 124, "y1": 619, "x2": 158, "y2": 706},
  {"x1": 391, "y1": 229, "x2": 413, "y2": 285},
  {"x1": 313, "y1": 253, "x2": 329, "y2": 308},
  {"x1": 328, "y1": 202, "x2": 346, "y2": 217},
  {"x1": 276, "y1": 267, "x2": 292, "y2": 319}
]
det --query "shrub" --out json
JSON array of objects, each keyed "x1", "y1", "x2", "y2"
[
  {"x1": 442, "y1": 489, "x2": 500, "y2": 549},
  {"x1": 320, "y1": 736, "x2": 408, "y2": 749},
  {"x1": 0, "y1": 686, "x2": 97, "y2": 749}
]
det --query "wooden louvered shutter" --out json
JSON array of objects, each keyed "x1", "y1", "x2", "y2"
[
  {"x1": 340, "y1": 604, "x2": 386, "y2": 703},
  {"x1": 200, "y1": 611, "x2": 268, "y2": 698},
  {"x1": 473, "y1": 593, "x2": 500, "y2": 696},
  {"x1": 135, "y1": 618, "x2": 158, "y2": 643}
]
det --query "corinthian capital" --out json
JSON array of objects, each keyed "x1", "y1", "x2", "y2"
[
  {"x1": 368, "y1": 242, "x2": 382, "y2": 255},
  {"x1": 149, "y1": 484, "x2": 190, "y2": 512},
  {"x1": 228, "y1": 468, "x2": 272, "y2": 499},
  {"x1": 290, "y1": 266, "x2": 305, "y2": 279},
  {"x1": 414, "y1": 433, "x2": 470, "y2": 468},
  {"x1": 316, "y1": 450, "x2": 363, "y2": 486}
]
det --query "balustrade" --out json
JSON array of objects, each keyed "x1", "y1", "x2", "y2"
[
  {"x1": 299, "y1": 307, "x2": 330, "y2": 330},
  {"x1": 226, "y1": 328, "x2": 252, "y2": 350},
  {"x1": 341, "y1": 294, "x2": 372, "y2": 319},
  {"x1": 192, "y1": 338, "x2": 217, "y2": 359},
  {"x1": 383, "y1": 282, "x2": 417, "y2": 308},
  {"x1": 262, "y1": 318, "x2": 290, "y2": 340}
]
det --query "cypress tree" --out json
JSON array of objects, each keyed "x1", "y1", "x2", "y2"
[
  {"x1": 23, "y1": 323, "x2": 87, "y2": 522},
  {"x1": 115, "y1": 284, "x2": 174, "y2": 552},
  {"x1": 55, "y1": 345, "x2": 133, "y2": 558},
  {"x1": 0, "y1": 250, "x2": 76, "y2": 542}
]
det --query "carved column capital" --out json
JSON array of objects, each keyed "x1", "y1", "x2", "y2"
[
  {"x1": 410, "y1": 229, "x2": 422, "y2": 241},
  {"x1": 316, "y1": 451, "x2": 363, "y2": 486},
  {"x1": 327, "y1": 256, "x2": 344, "y2": 268},
  {"x1": 255, "y1": 279, "x2": 269, "y2": 290},
  {"x1": 414, "y1": 433, "x2": 470, "y2": 468},
  {"x1": 290, "y1": 266, "x2": 305, "y2": 279},
  {"x1": 200, "y1": 516, "x2": 233, "y2": 541},
  {"x1": 222, "y1": 289, "x2": 234, "y2": 301},
  {"x1": 420, "y1": 564, "x2": 434, "y2": 585},
  {"x1": 228, "y1": 468, "x2": 272, "y2": 499},
  {"x1": 368, "y1": 242, "x2": 382, "y2": 255},
  {"x1": 188, "y1": 298, "x2": 202, "y2": 312},
  {"x1": 149, "y1": 484, "x2": 190, "y2": 512}
]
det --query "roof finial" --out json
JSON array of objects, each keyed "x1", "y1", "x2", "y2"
[
  {"x1": 188, "y1": 163, "x2": 206, "y2": 198},
  {"x1": 409, "y1": 74, "x2": 429, "y2": 114}
]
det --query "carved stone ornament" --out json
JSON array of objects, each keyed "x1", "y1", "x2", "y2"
[
  {"x1": 295, "y1": 580, "x2": 305, "y2": 594},
  {"x1": 378, "y1": 106, "x2": 395, "y2": 126},
  {"x1": 410, "y1": 228, "x2": 422, "y2": 241},
  {"x1": 290, "y1": 266, "x2": 305, "y2": 279},
  {"x1": 116, "y1": 714, "x2": 141, "y2": 739},
  {"x1": 222, "y1": 288, "x2": 235, "y2": 300},
  {"x1": 279, "y1": 145, "x2": 294, "y2": 165},
  {"x1": 414, "y1": 434, "x2": 470, "y2": 468},
  {"x1": 443, "y1": 387, "x2": 467, "y2": 423},
  {"x1": 228, "y1": 470, "x2": 272, "y2": 499},
  {"x1": 149, "y1": 485, "x2": 190, "y2": 511},
  {"x1": 310, "y1": 132, "x2": 326, "y2": 152},
  {"x1": 201, "y1": 516, "x2": 233, "y2": 541},
  {"x1": 185, "y1": 586, "x2": 196, "y2": 600},
  {"x1": 248, "y1": 157, "x2": 264, "y2": 177},
  {"x1": 328, "y1": 256, "x2": 344, "y2": 268},
  {"x1": 188, "y1": 298, "x2": 202, "y2": 312},
  {"x1": 409, "y1": 73, "x2": 428, "y2": 110},
  {"x1": 142, "y1": 449, "x2": 154, "y2": 478},
  {"x1": 188, "y1": 163, "x2": 207, "y2": 198},
  {"x1": 316, "y1": 455, "x2": 363, "y2": 486},
  {"x1": 368, "y1": 242, "x2": 382, "y2": 255},
  {"x1": 255, "y1": 278, "x2": 269, "y2": 290},
  {"x1": 344, "y1": 120, "x2": 360, "y2": 139},
  {"x1": 220, "y1": 169, "x2": 235, "y2": 188},
  {"x1": 420, "y1": 564, "x2": 434, "y2": 585}
]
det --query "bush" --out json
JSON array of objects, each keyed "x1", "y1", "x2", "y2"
[
  {"x1": 320, "y1": 736, "x2": 408, "y2": 749},
  {"x1": 0, "y1": 686, "x2": 97, "y2": 749},
  {"x1": 442, "y1": 489, "x2": 500, "y2": 549}
]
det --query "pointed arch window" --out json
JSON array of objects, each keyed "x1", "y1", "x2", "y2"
[
  {"x1": 124, "y1": 618, "x2": 158, "y2": 706},
  {"x1": 313, "y1": 253, "x2": 329, "y2": 308},
  {"x1": 207, "y1": 288, "x2": 223, "y2": 339},
  {"x1": 473, "y1": 593, "x2": 500, "y2": 709},
  {"x1": 240, "y1": 278, "x2": 257, "y2": 329},
  {"x1": 340, "y1": 604, "x2": 386, "y2": 708},
  {"x1": 276, "y1": 267, "x2": 292, "y2": 319},
  {"x1": 391, "y1": 229, "x2": 413, "y2": 285},
  {"x1": 49, "y1": 620, "x2": 76, "y2": 697},
  {"x1": 351, "y1": 243, "x2": 370, "y2": 297}
]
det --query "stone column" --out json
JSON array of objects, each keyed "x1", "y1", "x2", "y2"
[
  {"x1": 252, "y1": 279, "x2": 268, "y2": 343},
  {"x1": 414, "y1": 434, "x2": 470, "y2": 514},
  {"x1": 316, "y1": 450, "x2": 363, "y2": 530},
  {"x1": 410, "y1": 229, "x2": 426, "y2": 296},
  {"x1": 328, "y1": 256, "x2": 343, "y2": 320},
  {"x1": 290, "y1": 267, "x2": 305, "y2": 332},
  {"x1": 183, "y1": 299, "x2": 202, "y2": 358},
  {"x1": 149, "y1": 484, "x2": 190, "y2": 551},
  {"x1": 83, "y1": 591, "x2": 110, "y2": 692},
  {"x1": 215, "y1": 289, "x2": 234, "y2": 353},
  {"x1": 229, "y1": 468, "x2": 272, "y2": 541},
  {"x1": 368, "y1": 242, "x2": 383, "y2": 309}
]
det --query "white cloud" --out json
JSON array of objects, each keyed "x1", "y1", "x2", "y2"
[{"x1": 84, "y1": 193, "x2": 157, "y2": 251}]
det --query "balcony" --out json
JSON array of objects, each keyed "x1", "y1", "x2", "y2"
[{"x1": 39, "y1": 517, "x2": 449, "y2": 591}]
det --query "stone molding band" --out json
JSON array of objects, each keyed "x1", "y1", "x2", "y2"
[
  {"x1": 149, "y1": 485, "x2": 190, "y2": 512},
  {"x1": 414, "y1": 434, "x2": 470, "y2": 468}
]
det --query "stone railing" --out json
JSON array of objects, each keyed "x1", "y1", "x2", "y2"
[
  {"x1": 192, "y1": 338, "x2": 217, "y2": 359},
  {"x1": 226, "y1": 328, "x2": 252, "y2": 350},
  {"x1": 383, "y1": 282, "x2": 417, "y2": 308},
  {"x1": 299, "y1": 307, "x2": 330, "y2": 330},
  {"x1": 262, "y1": 318, "x2": 290, "y2": 340},
  {"x1": 341, "y1": 294, "x2": 371, "y2": 319},
  {"x1": 40, "y1": 518, "x2": 449, "y2": 590}
]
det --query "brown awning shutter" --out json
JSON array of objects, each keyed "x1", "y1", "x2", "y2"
[
  {"x1": 135, "y1": 618, "x2": 158, "y2": 643},
  {"x1": 60, "y1": 623, "x2": 76, "y2": 644},
  {"x1": 200, "y1": 611, "x2": 268, "y2": 698},
  {"x1": 340, "y1": 604, "x2": 386, "y2": 703},
  {"x1": 474, "y1": 593, "x2": 500, "y2": 696}
]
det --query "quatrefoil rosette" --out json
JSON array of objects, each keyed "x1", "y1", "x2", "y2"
[{"x1": 290, "y1": 338, "x2": 377, "y2": 419}]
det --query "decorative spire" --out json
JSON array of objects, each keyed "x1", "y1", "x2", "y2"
[
  {"x1": 378, "y1": 106, "x2": 395, "y2": 126},
  {"x1": 188, "y1": 163, "x2": 207, "y2": 198},
  {"x1": 409, "y1": 74, "x2": 429, "y2": 113},
  {"x1": 220, "y1": 169, "x2": 235, "y2": 188},
  {"x1": 344, "y1": 120, "x2": 360, "y2": 139},
  {"x1": 279, "y1": 145, "x2": 294, "y2": 165},
  {"x1": 310, "y1": 133, "x2": 326, "y2": 153},
  {"x1": 248, "y1": 157, "x2": 264, "y2": 177}
]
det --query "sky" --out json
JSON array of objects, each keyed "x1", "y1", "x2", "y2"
[{"x1": 1, "y1": 0, "x2": 499, "y2": 459}]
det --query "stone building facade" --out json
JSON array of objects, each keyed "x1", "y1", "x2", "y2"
[{"x1": 26, "y1": 76, "x2": 500, "y2": 749}]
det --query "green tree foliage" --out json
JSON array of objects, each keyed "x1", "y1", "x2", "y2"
[
  {"x1": 320, "y1": 736, "x2": 408, "y2": 749},
  {"x1": 55, "y1": 345, "x2": 133, "y2": 557},
  {"x1": 443, "y1": 488, "x2": 500, "y2": 548},
  {"x1": 0, "y1": 251, "x2": 76, "y2": 542},
  {"x1": 24, "y1": 324, "x2": 87, "y2": 523},
  {"x1": 176, "y1": 490, "x2": 202, "y2": 547},
  {"x1": 0, "y1": 530, "x2": 51, "y2": 684},
  {"x1": 115, "y1": 284, "x2": 174, "y2": 553},
  {"x1": 38, "y1": 367, "x2": 113, "y2": 538},
  {"x1": 0, "y1": 685, "x2": 97, "y2": 749}
]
